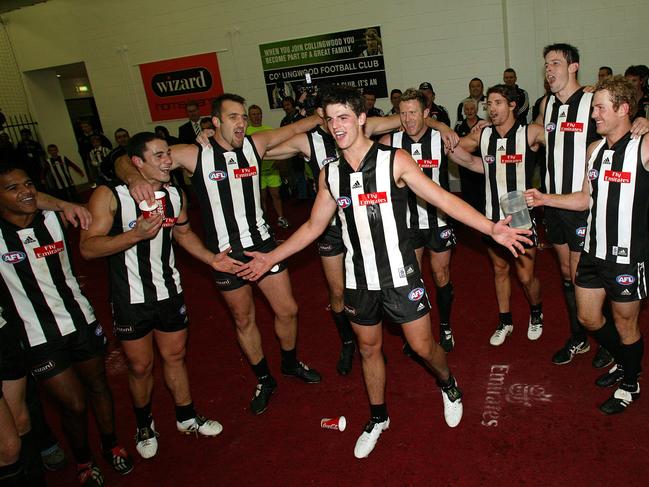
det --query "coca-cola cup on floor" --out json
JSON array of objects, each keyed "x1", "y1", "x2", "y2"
[
  {"x1": 320, "y1": 416, "x2": 346, "y2": 431},
  {"x1": 139, "y1": 191, "x2": 166, "y2": 219}
]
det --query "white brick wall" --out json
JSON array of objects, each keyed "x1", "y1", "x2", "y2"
[
  {"x1": 0, "y1": 20, "x2": 29, "y2": 118},
  {"x1": 3, "y1": 0, "x2": 648, "y2": 137}
]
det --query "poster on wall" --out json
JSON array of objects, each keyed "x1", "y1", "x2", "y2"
[
  {"x1": 259, "y1": 27, "x2": 387, "y2": 109},
  {"x1": 138, "y1": 53, "x2": 224, "y2": 121}
]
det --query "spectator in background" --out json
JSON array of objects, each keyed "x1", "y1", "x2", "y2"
[
  {"x1": 88, "y1": 135, "x2": 111, "y2": 188},
  {"x1": 76, "y1": 119, "x2": 112, "y2": 176},
  {"x1": 0, "y1": 133, "x2": 13, "y2": 151},
  {"x1": 387, "y1": 89, "x2": 402, "y2": 115},
  {"x1": 503, "y1": 68, "x2": 529, "y2": 123},
  {"x1": 154, "y1": 125, "x2": 179, "y2": 146},
  {"x1": 625, "y1": 65, "x2": 649, "y2": 120},
  {"x1": 419, "y1": 82, "x2": 451, "y2": 126},
  {"x1": 363, "y1": 90, "x2": 385, "y2": 117},
  {"x1": 177, "y1": 101, "x2": 202, "y2": 144},
  {"x1": 0, "y1": 108, "x2": 6, "y2": 129},
  {"x1": 16, "y1": 128, "x2": 45, "y2": 189},
  {"x1": 44, "y1": 144, "x2": 84, "y2": 201},
  {"x1": 456, "y1": 78, "x2": 488, "y2": 126},
  {"x1": 200, "y1": 117, "x2": 214, "y2": 131},
  {"x1": 598, "y1": 66, "x2": 613, "y2": 83},
  {"x1": 454, "y1": 98, "x2": 485, "y2": 214},
  {"x1": 246, "y1": 105, "x2": 290, "y2": 228},
  {"x1": 281, "y1": 97, "x2": 307, "y2": 201},
  {"x1": 99, "y1": 128, "x2": 129, "y2": 185}
]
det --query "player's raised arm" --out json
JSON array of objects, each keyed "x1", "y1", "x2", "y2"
[{"x1": 251, "y1": 115, "x2": 320, "y2": 156}]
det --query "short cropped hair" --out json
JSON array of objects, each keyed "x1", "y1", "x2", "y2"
[{"x1": 596, "y1": 75, "x2": 638, "y2": 119}]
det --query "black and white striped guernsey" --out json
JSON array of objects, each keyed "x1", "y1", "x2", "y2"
[
  {"x1": 585, "y1": 133, "x2": 649, "y2": 264},
  {"x1": 544, "y1": 88, "x2": 599, "y2": 194},
  {"x1": 191, "y1": 136, "x2": 271, "y2": 253},
  {"x1": 325, "y1": 143, "x2": 419, "y2": 290},
  {"x1": 479, "y1": 123, "x2": 536, "y2": 221},
  {"x1": 46, "y1": 157, "x2": 74, "y2": 190},
  {"x1": 390, "y1": 128, "x2": 448, "y2": 229},
  {"x1": 305, "y1": 126, "x2": 339, "y2": 183},
  {"x1": 108, "y1": 185, "x2": 182, "y2": 305},
  {"x1": 0, "y1": 211, "x2": 95, "y2": 347}
]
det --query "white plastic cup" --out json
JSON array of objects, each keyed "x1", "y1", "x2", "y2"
[
  {"x1": 499, "y1": 190, "x2": 531, "y2": 229},
  {"x1": 320, "y1": 416, "x2": 346, "y2": 432},
  {"x1": 139, "y1": 191, "x2": 166, "y2": 219}
]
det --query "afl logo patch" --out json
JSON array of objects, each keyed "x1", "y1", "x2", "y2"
[
  {"x1": 337, "y1": 196, "x2": 352, "y2": 208},
  {"x1": 588, "y1": 169, "x2": 599, "y2": 181},
  {"x1": 408, "y1": 287, "x2": 425, "y2": 301},
  {"x1": 95, "y1": 324, "x2": 104, "y2": 337},
  {"x1": 440, "y1": 229, "x2": 453, "y2": 240},
  {"x1": 209, "y1": 170, "x2": 227, "y2": 181},
  {"x1": 179, "y1": 304, "x2": 187, "y2": 316},
  {"x1": 576, "y1": 227, "x2": 587, "y2": 237},
  {"x1": 545, "y1": 122, "x2": 556, "y2": 132},
  {"x1": 2, "y1": 251, "x2": 26, "y2": 264},
  {"x1": 484, "y1": 155, "x2": 495, "y2": 164},
  {"x1": 616, "y1": 274, "x2": 635, "y2": 286},
  {"x1": 128, "y1": 220, "x2": 137, "y2": 229}
]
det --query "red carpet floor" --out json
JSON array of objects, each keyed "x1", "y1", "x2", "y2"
[{"x1": 45, "y1": 197, "x2": 649, "y2": 487}]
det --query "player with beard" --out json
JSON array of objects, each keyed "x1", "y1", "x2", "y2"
[{"x1": 116, "y1": 94, "x2": 322, "y2": 416}]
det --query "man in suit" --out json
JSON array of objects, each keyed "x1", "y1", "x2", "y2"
[{"x1": 177, "y1": 101, "x2": 202, "y2": 144}]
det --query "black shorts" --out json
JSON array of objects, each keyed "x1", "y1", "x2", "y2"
[
  {"x1": 26, "y1": 322, "x2": 106, "y2": 381},
  {"x1": 544, "y1": 207, "x2": 588, "y2": 251},
  {"x1": 213, "y1": 239, "x2": 287, "y2": 291},
  {"x1": 112, "y1": 293, "x2": 188, "y2": 341},
  {"x1": 483, "y1": 215, "x2": 539, "y2": 250},
  {"x1": 575, "y1": 252, "x2": 648, "y2": 303},
  {"x1": 343, "y1": 277, "x2": 431, "y2": 325},
  {"x1": 0, "y1": 325, "x2": 27, "y2": 381},
  {"x1": 409, "y1": 225, "x2": 456, "y2": 253},
  {"x1": 317, "y1": 225, "x2": 344, "y2": 257}
]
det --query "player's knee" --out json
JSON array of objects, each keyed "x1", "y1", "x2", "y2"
[
  {"x1": 357, "y1": 340, "x2": 381, "y2": 359},
  {"x1": 577, "y1": 312, "x2": 599, "y2": 330},
  {"x1": 276, "y1": 300, "x2": 298, "y2": 322},
  {"x1": 0, "y1": 435, "x2": 21, "y2": 465},
  {"x1": 160, "y1": 345, "x2": 186, "y2": 366},
  {"x1": 232, "y1": 311, "x2": 255, "y2": 331},
  {"x1": 408, "y1": 338, "x2": 434, "y2": 360},
  {"x1": 65, "y1": 396, "x2": 88, "y2": 418},
  {"x1": 129, "y1": 359, "x2": 154, "y2": 380},
  {"x1": 12, "y1": 407, "x2": 30, "y2": 436},
  {"x1": 493, "y1": 261, "x2": 510, "y2": 276},
  {"x1": 432, "y1": 268, "x2": 450, "y2": 286},
  {"x1": 518, "y1": 272, "x2": 534, "y2": 287}
]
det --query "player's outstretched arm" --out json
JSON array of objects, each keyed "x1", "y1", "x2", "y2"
[
  {"x1": 396, "y1": 149, "x2": 531, "y2": 256},
  {"x1": 238, "y1": 171, "x2": 338, "y2": 280},
  {"x1": 264, "y1": 133, "x2": 310, "y2": 160},
  {"x1": 36, "y1": 192, "x2": 92, "y2": 230},
  {"x1": 172, "y1": 191, "x2": 243, "y2": 274},
  {"x1": 524, "y1": 139, "x2": 597, "y2": 211},
  {"x1": 447, "y1": 144, "x2": 484, "y2": 173},
  {"x1": 252, "y1": 115, "x2": 320, "y2": 156}
]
